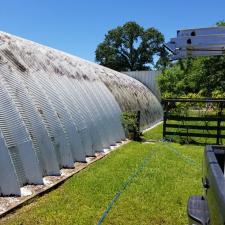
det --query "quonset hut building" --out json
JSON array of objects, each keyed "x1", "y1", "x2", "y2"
[{"x1": 0, "y1": 32, "x2": 163, "y2": 196}]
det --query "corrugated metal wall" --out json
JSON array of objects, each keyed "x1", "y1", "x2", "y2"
[
  {"x1": 123, "y1": 70, "x2": 161, "y2": 100},
  {"x1": 0, "y1": 32, "x2": 163, "y2": 196}
]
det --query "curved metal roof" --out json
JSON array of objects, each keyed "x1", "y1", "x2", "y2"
[{"x1": 0, "y1": 32, "x2": 163, "y2": 196}]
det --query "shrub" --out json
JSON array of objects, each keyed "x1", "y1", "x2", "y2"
[{"x1": 121, "y1": 111, "x2": 141, "y2": 141}]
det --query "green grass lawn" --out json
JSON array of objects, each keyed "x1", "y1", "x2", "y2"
[{"x1": 1, "y1": 124, "x2": 203, "y2": 225}]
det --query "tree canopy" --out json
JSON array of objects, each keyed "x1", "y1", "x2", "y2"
[
  {"x1": 158, "y1": 57, "x2": 225, "y2": 98},
  {"x1": 95, "y1": 21, "x2": 165, "y2": 71}
]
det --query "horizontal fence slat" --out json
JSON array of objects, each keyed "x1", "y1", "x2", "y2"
[
  {"x1": 165, "y1": 131, "x2": 225, "y2": 139},
  {"x1": 167, "y1": 115, "x2": 225, "y2": 122},
  {"x1": 165, "y1": 124, "x2": 225, "y2": 130},
  {"x1": 163, "y1": 98, "x2": 225, "y2": 103},
  {"x1": 163, "y1": 98, "x2": 225, "y2": 144}
]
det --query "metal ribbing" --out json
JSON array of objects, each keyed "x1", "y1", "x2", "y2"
[
  {"x1": 34, "y1": 72, "x2": 86, "y2": 162},
  {"x1": 40, "y1": 56, "x2": 112, "y2": 149},
  {"x1": 95, "y1": 68, "x2": 163, "y2": 130},
  {"x1": 73, "y1": 79, "x2": 110, "y2": 148},
  {"x1": 63, "y1": 78, "x2": 103, "y2": 152},
  {"x1": 0, "y1": 32, "x2": 164, "y2": 196},
  {"x1": 80, "y1": 80, "x2": 113, "y2": 147},
  {"x1": 89, "y1": 82, "x2": 120, "y2": 142},
  {"x1": 0, "y1": 129, "x2": 21, "y2": 195},
  {"x1": 93, "y1": 81, "x2": 121, "y2": 142},
  {"x1": 0, "y1": 79, "x2": 42, "y2": 186},
  {"x1": 44, "y1": 57, "x2": 106, "y2": 151},
  {"x1": 35, "y1": 55, "x2": 101, "y2": 154},
  {"x1": 9, "y1": 47, "x2": 78, "y2": 165},
  {"x1": 19, "y1": 73, "x2": 74, "y2": 168},
  {"x1": 49, "y1": 75, "x2": 91, "y2": 157},
  {"x1": 2, "y1": 47, "x2": 74, "y2": 168},
  {"x1": 0, "y1": 62, "x2": 60, "y2": 176},
  {"x1": 96, "y1": 82, "x2": 125, "y2": 141},
  {"x1": 13, "y1": 48, "x2": 93, "y2": 158},
  {"x1": 63, "y1": 62, "x2": 116, "y2": 147},
  {"x1": 52, "y1": 75, "x2": 94, "y2": 156}
]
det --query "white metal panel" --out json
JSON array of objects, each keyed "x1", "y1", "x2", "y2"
[
  {"x1": 0, "y1": 60, "x2": 60, "y2": 176},
  {"x1": 165, "y1": 26, "x2": 225, "y2": 59},
  {"x1": 0, "y1": 80, "x2": 43, "y2": 186},
  {"x1": 50, "y1": 75, "x2": 94, "y2": 156},
  {"x1": 177, "y1": 26, "x2": 225, "y2": 37},
  {"x1": 21, "y1": 74, "x2": 74, "y2": 168},
  {"x1": 6, "y1": 45, "x2": 85, "y2": 162},
  {"x1": 0, "y1": 129, "x2": 21, "y2": 195},
  {"x1": 60, "y1": 77, "x2": 96, "y2": 156},
  {"x1": 171, "y1": 35, "x2": 225, "y2": 48},
  {"x1": 169, "y1": 48, "x2": 225, "y2": 60},
  {"x1": 70, "y1": 79, "x2": 105, "y2": 151},
  {"x1": 34, "y1": 72, "x2": 86, "y2": 162},
  {"x1": 96, "y1": 81, "x2": 125, "y2": 141},
  {"x1": 123, "y1": 70, "x2": 161, "y2": 100},
  {"x1": 82, "y1": 81, "x2": 113, "y2": 147},
  {"x1": 1, "y1": 47, "x2": 74, "y2": 168},
  {"x1": 43, "y1": 54, "x2": 112, "y2": 149}
]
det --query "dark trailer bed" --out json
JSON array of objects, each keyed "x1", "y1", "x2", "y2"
[{"x1": 188, "y1": 145, "x2": 225, "y2": 225}]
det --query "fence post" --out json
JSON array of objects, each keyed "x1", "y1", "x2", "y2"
[
  {"x1": 163, "y1": 100, "x2": 168, "y2": 140},
  {"x1": 217, "y1": 102, "x2": 223, "y2": 145},
  {"x1": 136, "y1": 110, "x2": 141, "y2": 135}
]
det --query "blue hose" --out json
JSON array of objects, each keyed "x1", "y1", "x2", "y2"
[
  {"x1": 97, "y1": 148, "x2": 156, "y2": 225},
  {"x1": 97, "y1": 139, "x2": 200, "y2": 224}
]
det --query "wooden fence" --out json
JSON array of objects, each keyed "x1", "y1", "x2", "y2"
[{"x1": 162, "y1": 98, "x2": 225, "y2": 144}]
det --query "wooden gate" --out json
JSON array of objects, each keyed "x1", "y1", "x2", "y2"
[{"x1": 163, "y1": 98, "x2": 225, "y2": 144}]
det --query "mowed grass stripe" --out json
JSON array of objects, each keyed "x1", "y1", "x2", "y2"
[{"x1": 104, "y1": 142, "x2": 202, "y2": 225}]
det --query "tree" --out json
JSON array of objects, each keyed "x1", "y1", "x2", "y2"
[
  {"x1": 95, "y1": 21, "x2": 165, "y2": 71},
  {"x1": 216, "y1": 20, "x2": 225, "y2": 26},
  {"x1": 158, "y1": 55, "x2": 225, "y2": 98}
]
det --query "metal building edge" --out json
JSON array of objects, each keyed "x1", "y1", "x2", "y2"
[{"x1": 0, "y1": 32, "x2": 163, "y2": 196}]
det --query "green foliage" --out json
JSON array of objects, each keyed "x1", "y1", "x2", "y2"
[
  {"x1": 121, "y1": 111, "x2": 137, "y2": 130},
  {"x1": 158, "y1": 56, "x2": 225, "y2": 98},
  {"x1": 121, "y1": 111, "x2": 140, "y2": 140},
  {"x1": 95, "y1": 21, "x2": 166, "y2": 71},
  {"x1": 216, "y1": 20, "x2": 225, "y2": 26},
  {"x1": 212, "y1": 90, "x2": 225, "y2": 98}
]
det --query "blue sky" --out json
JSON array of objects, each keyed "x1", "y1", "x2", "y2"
[{"x1": 1, "y1": 0, "x2": 225, "y2": 62}]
